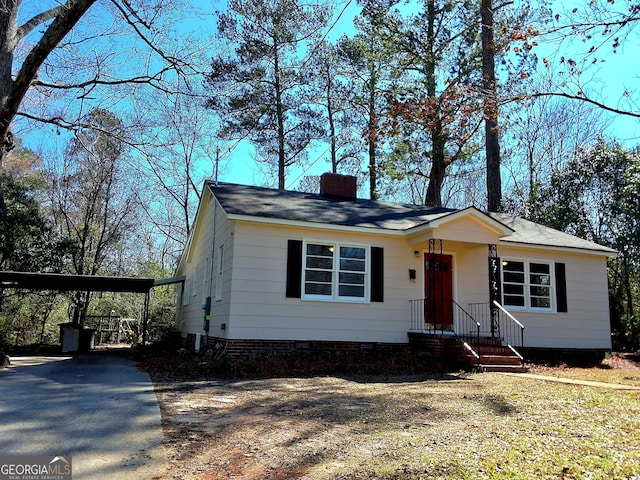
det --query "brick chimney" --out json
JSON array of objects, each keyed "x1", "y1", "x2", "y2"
[{"x1": 320, "y1": 173, "x2": 357, "y2": 200}]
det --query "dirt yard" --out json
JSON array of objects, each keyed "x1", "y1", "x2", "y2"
[{"x1": 147, "y1": 354, "x2": 640, "y2": 480}]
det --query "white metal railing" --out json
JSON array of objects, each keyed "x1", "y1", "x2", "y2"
[{"x1": 468, "y1": 301, "x2": 525, "y2": 350}]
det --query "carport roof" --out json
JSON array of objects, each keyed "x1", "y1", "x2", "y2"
[{"x1": 0, "y1": 271, "x2": 155, "y2": 293}]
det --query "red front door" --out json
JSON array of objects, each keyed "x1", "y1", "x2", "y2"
[{"x1": 424, "y1": 253, "x2": 453, "y2": 330}]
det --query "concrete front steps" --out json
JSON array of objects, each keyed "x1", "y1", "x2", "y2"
[{"x1": 461, "y1": 337, "x2": 528, "y2": 373}]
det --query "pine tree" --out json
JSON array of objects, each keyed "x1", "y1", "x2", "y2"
[{"x1": 207, "y1": 0, "x2": 330, "y2": 189}]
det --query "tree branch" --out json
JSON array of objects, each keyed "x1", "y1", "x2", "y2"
[
  {"x1": 15, "y1": 5, "x2": 68, "y2": 43},
  {"x1": 30, "y1": 65, "x2": 183, "y2": 95},
  {"x1": 513, "y1": 91, "x2": 640, "y2": 118},
  {"x1": 108, "y1": 0, "x2": 193, "y2": 77}
]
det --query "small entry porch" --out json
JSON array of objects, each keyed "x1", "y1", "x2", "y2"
[
  {"x1": 406, "y1": 223, "x2": 528, "y2": 372},
  {"x1": 408, "y1": 298, "x2": 527, "y2": 372}
]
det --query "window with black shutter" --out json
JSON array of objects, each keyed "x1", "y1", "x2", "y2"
[
  {"x1": 286, "y1": 240, "x2": 384, "y2": 303},
  {"x1": 501, "y1": 259, "x2": 567, "y2": 312}
]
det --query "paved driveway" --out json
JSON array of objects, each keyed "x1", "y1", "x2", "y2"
[{"x1": 0, "y1": 351, "x2": 167, "y2": 479}]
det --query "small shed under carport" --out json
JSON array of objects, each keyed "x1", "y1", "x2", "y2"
[{"x1": 0, "y1": 271, "x2": 156, "y2": 349}]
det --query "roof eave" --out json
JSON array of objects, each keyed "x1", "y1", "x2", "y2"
[
  {"x1": 498, "y1": 240, "x2": 618, "y2": 257},
  {"x1": 226, "y1": 213, "x2": 407, "y2": 235}
]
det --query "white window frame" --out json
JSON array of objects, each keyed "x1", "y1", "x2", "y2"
[
  {"x1": 302, "y1": 240, "x2": 370, "y2": 303},
  {"x1": 215, "y1": 244, "x2": 224, "y2": 301},
  {"x1": 501, "y1": 258, "x2": 555, "y2": 312}
]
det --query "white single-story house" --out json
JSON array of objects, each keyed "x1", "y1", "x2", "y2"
[{"x1": 175, "y1": 173, "x2": 615, "y2": 368}]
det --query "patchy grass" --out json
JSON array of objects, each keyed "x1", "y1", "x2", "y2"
[
  {"x1": 148, "y1": 355, "x2": 640, "y2": 480},
  {"x1": 529, "y1": 353, "x2": 640, "y2": 387}
]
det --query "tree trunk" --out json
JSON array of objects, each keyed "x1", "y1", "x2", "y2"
[
  {"x1": 0, "y1": 4, "x2": 18, "y2": 152},
  {"x1": 482, "y1": 0, "x2": 502, "y2": 212},
  {"x1": 327, "y1": 81, "x2": 337, "y2": 173},
  {"x1": 425, "y1": 128, "x2": 447, "y2": 207},
  {"x1": 1, "y1": 0, "x2": 98, "y2": 148},
  {"x1": 423, "y1": 0, "x2": 446, "y2": 207},
  {"x1": 623, "y1": 255, "x2": 634, "y2": 318},
  {"x1": 273, "y1": 37, "x2": 286, "y2": 190},
  {"x1": 368, "y1": 59, "x2": 378, "y2": 200},
  {"x1": 0, "y1": 5, "x2": 18, "y2": 218},
  {"x1": 71, "y1": 291, "x2": 91, "y2": 327}
]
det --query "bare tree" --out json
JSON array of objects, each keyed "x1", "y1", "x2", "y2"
[
  {"x1": 514, "y1": 1, "x2": 640, "y2": 118},
  {"x1": 132, "y1": 87, "x2": 218, "y2": 266},
  {"x1": 0, "y1": 0, "x2": 204, "y2": 217},
  {"x1": 1, "y1": 0, "x2": 95, "y2": 214},
  {"x1": 48, "y1": 108, "x2": 137, "y2": 325},
  {"x1": 307, "y1": 41, "x2": 360, "y2": 175},
  {"x1": 502, "y1": 81, "x2": 610, "y2": 217}
]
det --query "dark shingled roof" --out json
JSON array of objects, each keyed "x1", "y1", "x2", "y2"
[
  {"x1": 208, "y1": 181, "x2": 616, "y2": 254},
  {"x1": 489, "y1": 213, "x2": 616, "y2": 254},
  {"x1": 208, "y1": 181, "x2": 456, "y2": 230}
]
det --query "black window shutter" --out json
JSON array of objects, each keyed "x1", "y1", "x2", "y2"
[
  {"x1": 286, "y1": 240, "x2": 303, "y2": 298},
  {"x1": 555, "y1": 263, "x2": 568, "y2": 312},
  {"x1": 371, "y1": 247, "x2": 384, "y2": 302}
]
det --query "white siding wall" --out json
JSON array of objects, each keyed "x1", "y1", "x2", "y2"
[
  {"x1": 209, "y1": 203, "x2": 233, "y2": 337},
  {"x1": 177, "y1": 202, "x2": 612, "y2": 350},
  {"x1": 443, "y1": 241, "x2": 492, "y2": 306},
  {"x1": 177, "y1": 194, "x2": 233, "y2": 338},
  {"x1": 496, "y1": 246, "x2": 611, "y2": 349},
  {"x1": 435, "y1": 240, "x2": 611, "y2": 350},
  {"x1": 227, "y1": 222, "x2": 422, "y2": 343},
  {"x1": 431, "y1": 216, "x2": 505, "y2": 244}
]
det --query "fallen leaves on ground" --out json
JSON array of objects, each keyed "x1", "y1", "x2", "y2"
[{"x1": 145, "y1": 353, "x2": 640, "y2": 480}]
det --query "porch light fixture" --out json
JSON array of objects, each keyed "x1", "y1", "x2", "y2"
[{"x1": 413, "y1": 250, "x2": 420, "y2": 257}]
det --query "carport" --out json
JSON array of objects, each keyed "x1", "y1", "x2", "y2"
[{"x1": 0, "y1": 271, "x2": 157, "y2": 348}]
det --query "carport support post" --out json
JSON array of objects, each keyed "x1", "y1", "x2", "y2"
[{"x1": 142, "y1": 292, "x2": 150, "y2": 347}]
